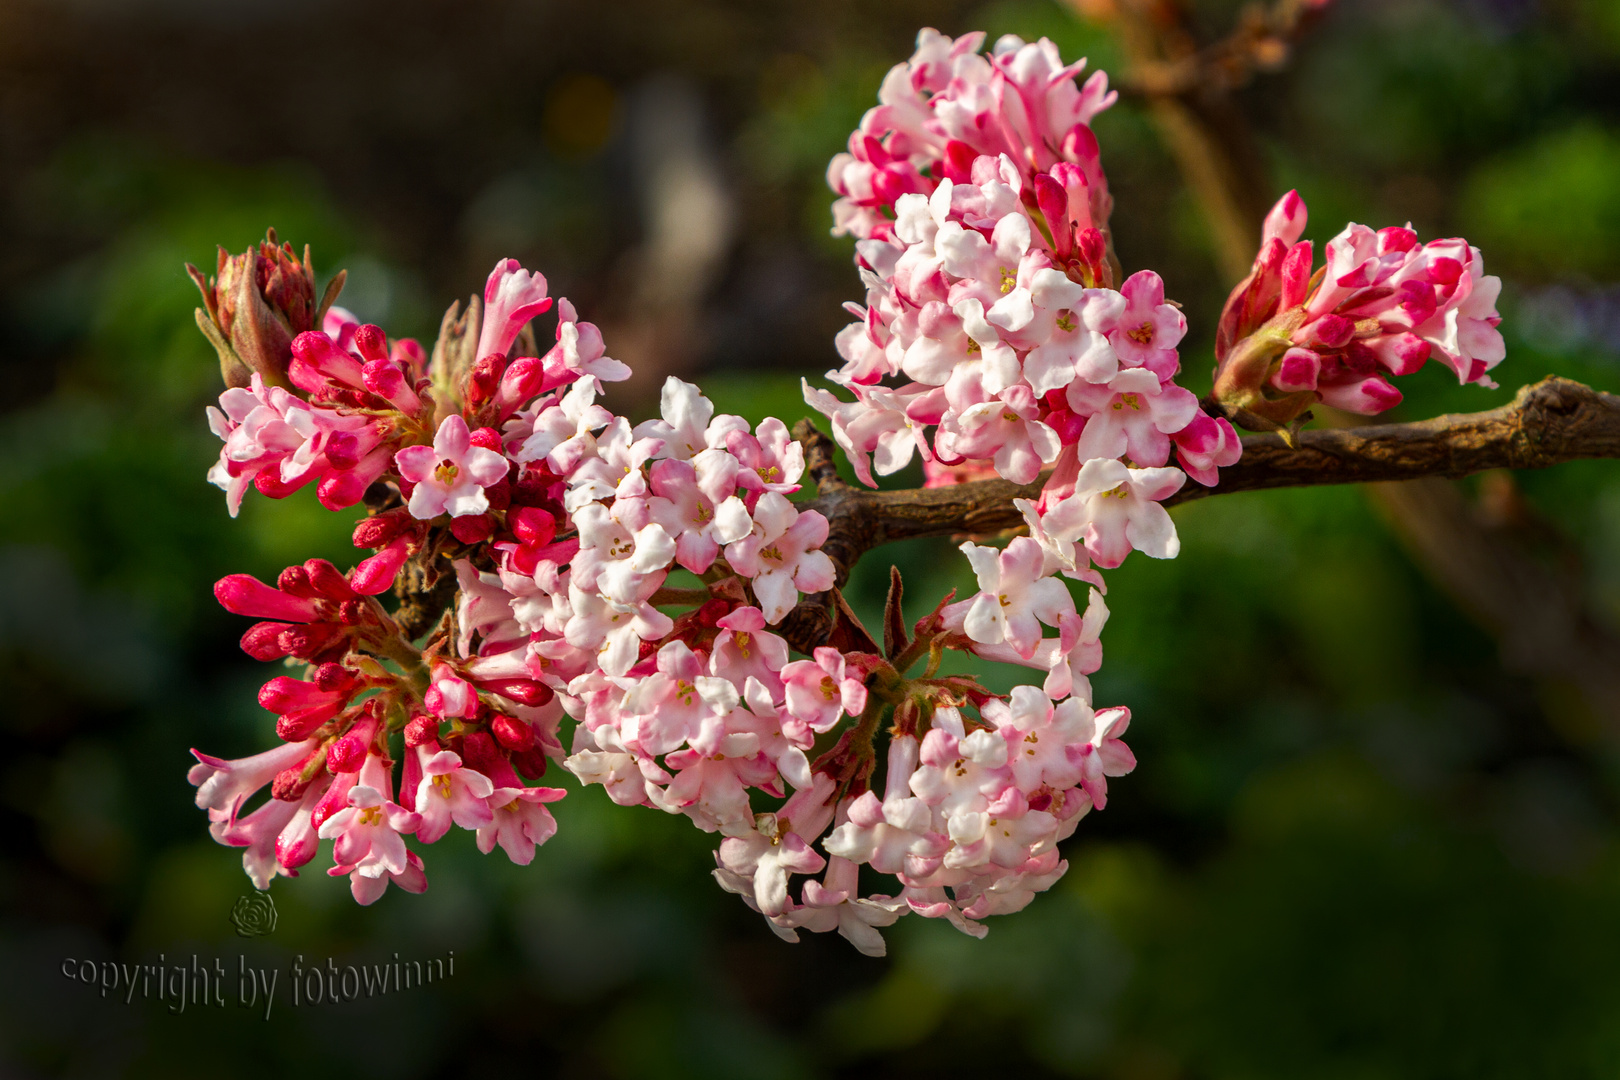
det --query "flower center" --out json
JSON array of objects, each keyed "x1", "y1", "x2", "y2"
[
  {"x1": 998, "y1": 266, "x2": 1017, "y2": 294},
  {"x1": 433, "y1": 773, "x2": 454, "y2": 799},
  {"x1": 1111, "y1": 392, "x2": 1141, "y2": 412},
  {"x1": 965, "y1": 338, "x2": 981, "y2": 354},
  {"x1": 1127, "y1": 321, "x2": 1155, "y2": 345},
  {"x1": 434, "y1": 460, "x2": 460, "y2": 485},
  {"x1": 1055, "y1": 312, "x2": 1077, "y2": 333}
]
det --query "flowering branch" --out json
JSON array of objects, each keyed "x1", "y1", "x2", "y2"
[{"x1": 794, "y1": 376, "x2": 1619, "y2": 579}]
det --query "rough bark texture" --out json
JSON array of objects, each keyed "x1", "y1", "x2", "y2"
[{"x1": 791, "y1": 377, "x2": 1620, "y2": 594}]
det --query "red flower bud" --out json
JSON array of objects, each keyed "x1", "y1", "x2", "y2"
[
  {"x1": 508, "y1": 506, "x2": 556, "y2": 546},
  {"x1": 404, "y1": 715, "x2": 441, "y2": 748},
  {"x1": 304, "y1": 559, "x2": 356, "y2": 600},
  {"x1": 491, "y1": 715, "x2": 536, "y2": 752},
  {"x1": 512, "y1": 747, "x2": 549, "y2": 780},
  {"x1": 450, "y1": 514, "x2": 495, "y2": 544},
  {"x1": 241, "y1": 621, "x2": 293, "y2": 660}
]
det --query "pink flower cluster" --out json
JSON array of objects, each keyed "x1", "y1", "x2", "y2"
[
  {"x1": 187, "y1": 24, "x2": 1506, "y2": 956},
  {"x1": 1213, "y1": 190, "x2": 1506, "y2": 423},
  {"x1": 193, "y1": 258, "x2": 846, "y2": 906}
]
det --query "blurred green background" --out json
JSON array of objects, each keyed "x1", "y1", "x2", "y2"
[{"x1": 4, "y1": 0, "x2": 1620, "y2": 1076}]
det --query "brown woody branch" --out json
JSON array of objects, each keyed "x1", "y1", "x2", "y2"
[{"x1": 786, "y1": 376, "x2": 1620, "y2": 620}]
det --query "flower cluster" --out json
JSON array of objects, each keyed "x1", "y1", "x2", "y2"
[
  {"x1": 1212, "y1": 190, "x2": 1506, "y2": 426},
  {"x1": 186, "y1": 26, "x2": 1506, "y2": 957},
  {"x1": 191, "y1": 251, "x2": 852, "y2": 907}
]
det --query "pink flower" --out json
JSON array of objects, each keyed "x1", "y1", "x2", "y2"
[
  {"x1": 1039, "y1": 458, "x2": 1185, "y2": 569},
  {"x1": 634, "y1": 377, "x2": 749, "y2": 462},
  {"x1": 1070, "y1": 706, "x2": 1135, "y2": 810},
  {"x1": 413, "y1": 749, "x2": 496, "y2": 844},
  {"x1": 1109, "y1": 271, "x2": 1186, "y2": 380},
  {"x1": 778, "y1": 855, "x2": 907, "y2": 956},
  {"x1": 781, "y1": 647, "x2": 869, "y2": 733},
  {"x1": 953, "y1": 537, "x2": 1076, "y2": 658},
  {"x1": 317, "y1": 782, "x2": 421, "y2": 881},
  {"x1": 563, "y1": 575, "x2": 674, "y2": 678},
  {"x1": 509, "y1": 377, "x2": 613, "y2": 471},
  {"x1": 939, "y1": 383, "x2": 1062, "y2": 485},
  {"x1": 423, "y1": 663, "x2": 478, "y2": 719},
  {"x1": 476, "y1": 786, "x2": 566, "y2": 864},
  {"x1": 645, "y1": 458, "x2": 753, "y2": 575},
  {"x1": 618, "y1": 640, "x2": 741, "y2": 757},
  {"x1": 395, "y1": 415, "x2": 510, "y2": 519},
  {"x1": 716, "y1": 820, "x2": 828, "y2": 918},
  {"x1": 708, "y1": 607, "x2": 790, "y2": 699},
  {"x1": 477, "y1": 258, "x2": 553, "y2": 361},
  {"x1": 724, "y1": 493, "x2": 836, "y2": 623},
  {"x1": 333, "y1": 849, "x2": 428, "y2": 906},
  {"x1": 728, "y1": 418, "x2": 806, "y2": 498},
  {"x1": 1066, "y1": 367, "x2": 1199, "y2": 468},
  {"x1": 1172, "y1": 411, "x2": 1242, "y2": 487},
  {"x1": 189, "y1": 739, "x2": 318, "y2": 819}
]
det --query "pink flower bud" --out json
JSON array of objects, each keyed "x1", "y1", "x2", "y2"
[
  {"x1": 1262, "y1": 189, "x2": 1308, "y2": 248},
  {"x1": 304, "y1": 559, "x2": 356, "y2": 600},
  {"x1": 361, "y1": 358, "x2": 421, "y2": 413},
  {"x1": 289, "y1": 330, "x2": 366, "y2": 394},
  {"x1": 1306, "y1": 314, "x2": 1355, "y2": 350},
  {"x1": 241, "y1": 621, "x2": 293, "y2": 660},
  {"x1": 313, "y1": 663, "x2": 355, "y2": 693},
  {"x1": 479, "y1": 678, "x2": 553, "y2": 708},
  {"x1": 272, "y1": 762, "x2": 318, "y2": 801},
  {"x1": 1272, "y1": 347, "x2": 1322, "y2": 393},
  {"x1": 277, "y1": 703, "x2": 341, "y2": 742},
  {"x1": 350, "y1": 534, "x2": 412, "y2": 596},
  {"x1": 353, "y1": 324, "x2": 389, "y2": 364},
  {"x1": 278, "y1": 622, "x2": 346, "y2": 660},
  {"x1": 325, "y1": 431, "x2": 361, "y2": 470},
  {"x1": 215, "y1": 574, "x2": 318, "y2": 621},
  {"x1": 492, "y1": 356, "x2": 545, "y2": 418},
  {"x1": 1280, "y1": 241, "x2": 1315, "y2": 310},
  {"x1": 469, "y1": 426, "x2": 502, "y2": 451},
  {"x1": 277, "y1": 565, "x2": 317, "y2": 598},
  {"x1": 352, "y1": 509, "x2": 408, "y2": 550}
]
